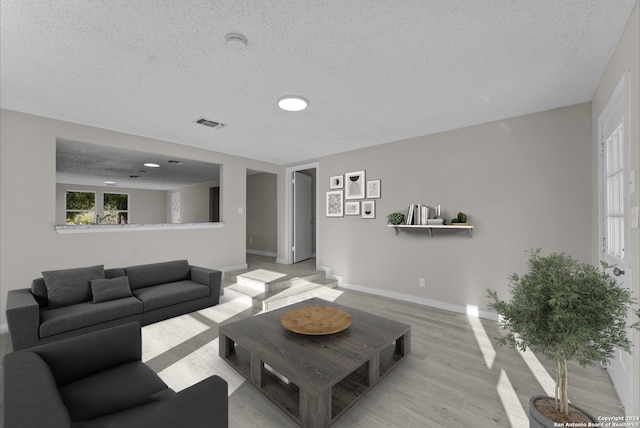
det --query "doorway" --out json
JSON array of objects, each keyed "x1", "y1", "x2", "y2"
[
  {"x1": 209, "y1": 186, "x2": 220, "y2": 222},
  {"x1": 170, "y1": 192, "x2": 181, "y2": 224},
  {"x1": 246, "y1": 170, "x2": 278, "y2": 257},
  {"x1": 598, "y1": 72, "x2": 633, "y2": 414},
  {"x1": 285, "y1": 162, "x2": 318, "y2": 265},
  {"x1": 293, "y1": 171, "x2": 313, "y2": 263}
]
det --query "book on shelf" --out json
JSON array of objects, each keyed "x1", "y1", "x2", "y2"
[{"x1": 406, "y1": 204, "x2": 431, "y2": 225}]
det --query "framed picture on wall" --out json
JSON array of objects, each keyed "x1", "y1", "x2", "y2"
[
  {"x1": 366, "y1": 180, "x2": 381, "y2": 198},
  {"x1": 361, "y1": 200, "x2": 375, "y2": 219},
  {"x1": 326, "y1": 190, "x2": 344, "y2": 217},
  {"x1": 345, "y1": 201, "x2": 360, "y2": 216},
  {"x1": 344, "y1": 170, "x2": 365, "y2": 199},
  {"x1": 329, "y1": 175, "x2": 343, "y2": 189}
]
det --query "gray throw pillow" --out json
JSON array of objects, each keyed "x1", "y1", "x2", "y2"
[
  {"x1": 42, "y1": 265, "x2": 105, "y2": 309},
  {"x1": 91, "y1": 277, "x2": 132, "y2": 303}
]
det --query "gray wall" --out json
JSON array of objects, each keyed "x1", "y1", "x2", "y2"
[
  {"x1": 0, "y1": 109, "x2": 281, "y2": 326},
  {"x1": 316, "y1": 103, "x2": 593, "y2": 317},
  {"x1": 247, "y1": 172, "x2": 278, "y2": 255}
]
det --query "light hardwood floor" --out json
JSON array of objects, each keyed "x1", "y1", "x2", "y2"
[
  {"x1": 1, "y1": 255, "x2": 626, "y2": 427},
  {"x1": 143, "y1": 255, "x2": 626, "y2": 428}
]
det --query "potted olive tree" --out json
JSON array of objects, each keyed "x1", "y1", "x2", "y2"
[{"x1": 487, "y1": 249, "x2": 640, "y2": 427}]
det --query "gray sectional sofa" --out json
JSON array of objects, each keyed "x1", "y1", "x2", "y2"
[
  {"x1": 1, "y1": 322, "x2": 228, "y2": 427},
  {"x1": 6, "y1": 260, "x2": 222, "y2": 351}
]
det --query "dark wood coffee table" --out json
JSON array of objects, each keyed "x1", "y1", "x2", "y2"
[{"x1": 219, "y1": 298, "x2": 411, "y2": 428}]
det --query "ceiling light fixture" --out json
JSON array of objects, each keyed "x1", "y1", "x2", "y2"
[
  {"x1": 104, "y1": 180, "x2": 116, "y2": 186},
  {"x1": 144, "y1": 163, "x2": 160, "y2": 168},
  {"x1": 278, "y1": 96, "x2": 308, "y2": 112}
]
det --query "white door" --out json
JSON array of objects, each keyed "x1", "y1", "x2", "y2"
[
  {"x1": 171, "y1": 192, "x2": 181, "y2": 224},
  {"x1": 293, "y1": 172, "x2": 313, "y2": 263},
  {"x1": 598, "y1": 73, "x2": 633, "y2": 413}
]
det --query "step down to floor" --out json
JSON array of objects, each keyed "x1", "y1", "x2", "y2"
[
  {"x1": 260, "y1": 277, "x2": 339, "y2": 312},
  {"x1": 225, "y1": 271, "x2": 339, "y2": 312},
  {"x1": 236, "y1": 269, "x2": 289, "y2": 293}
]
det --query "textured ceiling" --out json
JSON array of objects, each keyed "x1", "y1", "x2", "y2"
[
  {"x1": 57, "y1": 140, "x2": 221, "y2": 190},
  {"x1": 1, "y1": 0, "x2": 637, "y2": 165}
]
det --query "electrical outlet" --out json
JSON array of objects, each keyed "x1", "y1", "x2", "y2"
[
  {"x1": 418, "y1": 278, "x2": 426, "y2": 288},
  {"x1": 249, "y1": 237, "x2": 253, "y2": 244}
]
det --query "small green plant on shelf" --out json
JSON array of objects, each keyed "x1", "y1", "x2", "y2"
[
  {"x1": 386, "y1": 212, "x2": 405, "y2": 225},
  {"x1": 451, "y1": 212, "x2": 468, "y2": 224}
]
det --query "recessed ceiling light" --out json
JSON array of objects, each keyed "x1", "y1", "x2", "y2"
[
  {"x1": 104, "y1": 180, "x2": 116, "y2": 185},
  {"x1": 144, "y1": 163, "x2": 160, "y2": 168},
  {"x1": 278, "y1": 96, "x2": 308, "y2": 112}
]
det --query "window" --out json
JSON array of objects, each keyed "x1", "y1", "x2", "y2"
[
  {"x1": 103, "y1": 193, "x2": 129, "y2": 224},
  {"x1": 604, "y1": 123, "x2": 625, "y2": 262},
  {"x1": 66, "y1": 191, "x2": 96, "y2": 224}
]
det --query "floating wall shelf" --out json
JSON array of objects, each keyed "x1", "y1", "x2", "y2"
[{"x1": 388, "y1": 224, "x2": 474, "y2": 237}]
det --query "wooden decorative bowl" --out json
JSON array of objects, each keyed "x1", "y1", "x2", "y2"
[{"x1": 281, "y1": 306, "x2": 352, "y2": 335}]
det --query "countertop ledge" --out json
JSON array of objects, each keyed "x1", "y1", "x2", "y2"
[{"x1": 55, "y1": 222, "x2": 225, "y2": 234}]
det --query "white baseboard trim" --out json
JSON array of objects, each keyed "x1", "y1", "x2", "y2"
[
  {"x1": 217, "y1": 264, "x2": 248, "y2": 279},
  {"x1": 274, "y1": 254, "x2": 317, "y2": 265},
  {"x1": 318, "y1": 265, "x2": 498, "y2": 321},
  {"x1": 246, "y1": 249, "x2": 277, "y2": 257}
]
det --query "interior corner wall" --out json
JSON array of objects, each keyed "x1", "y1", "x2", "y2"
[
  {"x1": 247, "y1": 172, "x2": 278, "y2": 255},
  {"x1": 0, "y1": 109, "x2": 280, "y2": 326},
  {"x1": 317, "y1": 103, "x2": 592, "y2": 315},
  {"x1": 591, "y1": 0, "x2": 640, "y2": 417}
]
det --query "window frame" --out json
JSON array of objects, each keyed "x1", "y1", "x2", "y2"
[
  {"x1": 102, "y1": 192, "x2": 130, "y2": 224},
  {"x1": 65, "y1": 190, "x2": 97, "y2": 225}
]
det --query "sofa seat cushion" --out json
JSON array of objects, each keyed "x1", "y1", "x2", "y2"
[
  {"x1": 40, "y1": 297, "x2": 143, "y2": 338},
  {"x1": 59, "y1": 361, "x2": 169, "y2": 423},
  {"x1": 80, "y1": 389, "x2": 177, "y2": 428},
  {"x1": 125, "y1": 260, "x2": 190, "y2": 290},
  {"x1": 133, "y1": 281, "x2": 210, "y2": 312}
]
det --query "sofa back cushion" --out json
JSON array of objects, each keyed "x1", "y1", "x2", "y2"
[
  {"x1": 42, "y1": 265, "x2": 105, "y2": 309},
  {"x1": 31, "y1": 267, "x2": 125, "y2": 308},
  {"x1": 105, "y1": 267, "x2": 126, "y2": 279},
  {"x1": 59, "y1": 361, "x2": 169, "y2": 423},
  {"x1": 2, "y1": 351, "x2": 71, "y2": 427},
  {"x1": 34, "y1": 322, "x2": 142, "y2": 386},
  {"x1": 125, "y1": 260, "x2": 190, "y2": 290}
]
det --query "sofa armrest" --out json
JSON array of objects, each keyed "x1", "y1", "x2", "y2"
[
  {"x1": 32, "y1": 322, "x2": 142, "y2": 386},
  {"x1": 1, "y1": 351, "x2": 71, "y2": 428},
  {"x1": 148, "y1": 375, "x2": 228, "y2": 428},
  {"x1": 6, "y1": 288, "x2": 41, "y2": 351},
  {"x1": 190, "y1": 266, "x2": 222, "y2": 305}
]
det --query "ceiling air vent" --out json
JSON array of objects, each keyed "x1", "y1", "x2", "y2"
[{"x1": 194, "y1": 117, "x2": 226, "y2": 129}]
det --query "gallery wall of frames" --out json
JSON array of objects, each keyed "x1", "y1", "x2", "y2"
[{"x1": 326, "y1": 170, "x2": 380, "y2": 219}]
